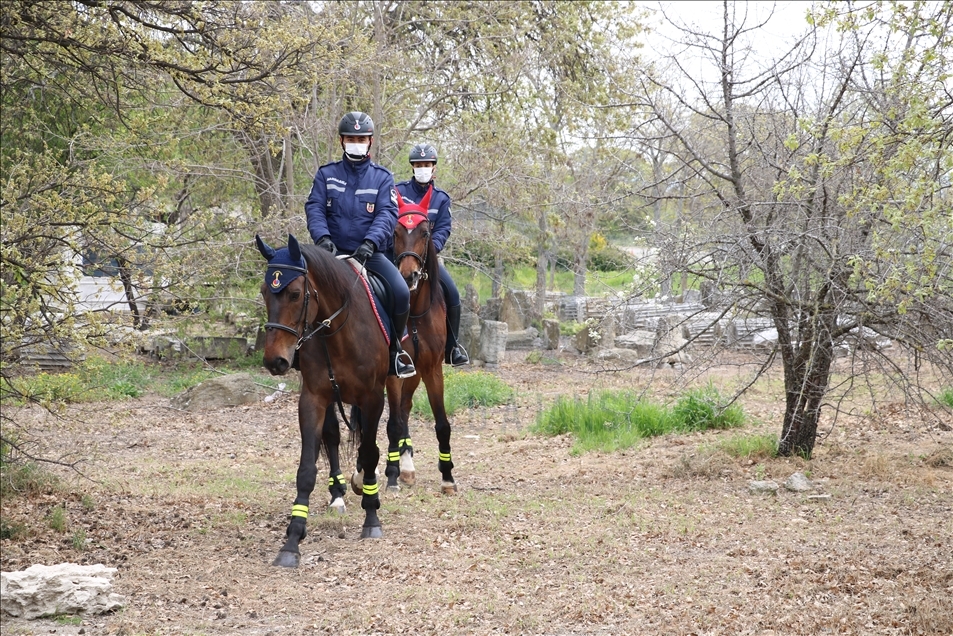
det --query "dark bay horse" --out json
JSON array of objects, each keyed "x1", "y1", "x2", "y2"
[
  {"x1": 384, "y1": 189, "x2": 457, "y2": 495},
  {"x1": 256, "y1": 234, "x2": 390, "y2": 567}
]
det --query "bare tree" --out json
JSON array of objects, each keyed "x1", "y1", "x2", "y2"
[{"x1": 627, "y1": 1, "x2": 953, "y2": 456}]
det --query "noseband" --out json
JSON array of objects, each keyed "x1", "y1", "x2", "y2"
[{"x1": 264, "y1": 265, "x2": 349, "y2": 350}]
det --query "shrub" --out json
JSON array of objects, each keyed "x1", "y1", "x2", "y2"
[
  {"x1": 588, "y1": 245, "x2": 633, "y2": 272},
  {"x1": 48, "y1": 505, "x2": 67, "y2": 532}
]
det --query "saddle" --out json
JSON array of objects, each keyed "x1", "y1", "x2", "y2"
[{"x1": 343, "y1": 259, "x2": 393, "y2": 346}]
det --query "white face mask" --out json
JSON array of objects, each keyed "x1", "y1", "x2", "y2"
[
  {"x1": 344, "y1": 142, "x2": 369, "y2": 158},
  {"x1": 413, "y1": 166, "x2": 434, "y2": 183}
]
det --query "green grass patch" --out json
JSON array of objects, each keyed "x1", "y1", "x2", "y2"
[
  {"x1": 937, "y1": 388, "x2": 953, "y2": 408},
  {"x1": 0, "y1": 519, "x2": 28, "y2": 540},
  {"x1": 4, "y1": 351, "x2": 284, "y2": 405},
  {"x1": 0, "y1": 459, "x2": 60, "y2": 499},
  {"x1": 411, "y1": 369, "x2": 514, "y2": 418},
  {"x1": 54, "y1": 615, "x2": 83, "y2": 626},
  {"x1": 672, "y1": 386, "x2": 746, "y2": 431},
  {"x1": 712, "y1": 432, "x2": 778, "y2": 459},
  {"x1": 533, "y1": 386, "x2": 746, "y2": 455},
  {"x1": 47, "y1": 505, "x2": 67, "y2": 532},
  {"x1": 71, "y1": 528, "x2": 87, "y2": 551}
]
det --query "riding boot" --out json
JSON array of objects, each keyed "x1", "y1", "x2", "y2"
[
  {"x1": 390, "y1": 309, "x2": 416, "y2": 379},
  {"x1": 445, "y1": 304, "x2": 470, "y2": 366}
]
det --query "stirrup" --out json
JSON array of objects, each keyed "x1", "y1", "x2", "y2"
[
  {"x1": 394, "y1": 350, "x2": 417, "y2": 379},
  {"x1": 449, "y1": 345, "x2": 470, "y2": 367}
]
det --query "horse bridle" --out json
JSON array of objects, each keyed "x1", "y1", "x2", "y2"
[
  {"x1": 394, "y1": 210, "x2": 431, "y2": 276},
  {"x1": 263, "y1": 265, "x2": 350, "y2": 350},
  {"x1": 394, "y1": 210, "x2": 436, "y2": 328}
]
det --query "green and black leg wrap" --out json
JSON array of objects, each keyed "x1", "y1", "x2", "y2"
[{"x1": 328, "y1": 473, "x2": 347, "y2": 500}]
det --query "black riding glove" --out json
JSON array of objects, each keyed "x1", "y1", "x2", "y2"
[
  {"x1": 317, "y1": 236, "x2": 336, "y2": 254},
  {"x1": 352, "y1": 239, "x2": 375, "y2": 264}
]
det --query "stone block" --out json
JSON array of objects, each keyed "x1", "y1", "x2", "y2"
[
  {"x1": 542, "y1": 319, "x2": 560, "y2": 350},
  {"x1": 479, "y1": 320, "x2": 508, "y2": 364},
  {"x1": 507, "y1": 327, "x2": 538, "y2": 348}
]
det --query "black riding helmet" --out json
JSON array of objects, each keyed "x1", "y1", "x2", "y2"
[
  {"x1": 409, "y1": 143, "x2": 438, "y2": 164},
  {"x1": 338, "y1": 111, "x2": 374, "y2": 137}
]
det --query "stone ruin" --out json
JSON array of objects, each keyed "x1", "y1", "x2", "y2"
[{"x1": 457, "y1": 286, "x2": 894, "y2": 367}]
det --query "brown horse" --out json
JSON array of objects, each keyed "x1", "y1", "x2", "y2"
[
  {"x1": 384, "y1": 189, "x2": 457, "y2": 495},
  {"x1": 256, "y1": 234, "x2": 390, "y2": 568}
]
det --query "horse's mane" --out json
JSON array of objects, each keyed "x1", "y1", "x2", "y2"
[
  {"x1": 299, "y1": 243, "x2": 354, "y2": 292},
  {"x1": 424, "y1": 234, "x2": 444, "y2": 307}
]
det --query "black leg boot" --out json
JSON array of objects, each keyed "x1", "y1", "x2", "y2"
[
  {"x1": 445, "y1": 304, "x2": 470, "y2": 366},
  {"x1": 391, "y1": 309, "x2": 416, "y2": 378}
]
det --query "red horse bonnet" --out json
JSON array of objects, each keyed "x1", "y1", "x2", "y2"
[{"x1": 396, "y1": 186, "x2": 433, "y2": 230}]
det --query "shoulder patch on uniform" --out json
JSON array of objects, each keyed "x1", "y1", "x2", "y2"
[{"x1": 390, "y1": 188, "x2": 398, "y2": 205}]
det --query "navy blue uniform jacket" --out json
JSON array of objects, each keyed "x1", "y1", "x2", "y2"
[{"x1": 305, "y1": 156, "x2": 398, "y2": 253}]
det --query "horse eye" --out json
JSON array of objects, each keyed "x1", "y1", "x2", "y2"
[{"x1": 290, "y1": 290, "x2": 301, "y2": 301}]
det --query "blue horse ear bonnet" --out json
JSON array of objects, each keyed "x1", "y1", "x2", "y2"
[{"x1": 257, "y1": 234, "x2": 307, "y2": 294}]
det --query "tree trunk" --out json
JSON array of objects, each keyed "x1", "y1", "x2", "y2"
[
  {"x1": 492, "y1": 250, "x2": 503, "y2": 300},
  {"x1": 776, "y1": 313, "x2": 836, "y2": 458},
  {"x1": 572, "y1": 233, "x2": 588, "y2": 296},
  {"x1": 535, "y1": 211, "x2": 548, "y2": 317},
  {"x1": 115, "y1": 256, "x2": 146, "y2": 330}
]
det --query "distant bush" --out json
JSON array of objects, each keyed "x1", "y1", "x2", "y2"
[{"x1": 588, "y1": 245, "x2": 633, "y2": 272}]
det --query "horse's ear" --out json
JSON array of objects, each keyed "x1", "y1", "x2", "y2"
[
  {"x1": 287, "y1": 234, "x2": 302, "y2": 262},
  {"x1": 420, "y1": 185, "x2": 433, "y2": 211},
  {"x1": 256, "y1": 234, "x2": 276, "y2": 260},
  {"x1": 395, "y1": 188, "x2": 406, "y2": 209}
]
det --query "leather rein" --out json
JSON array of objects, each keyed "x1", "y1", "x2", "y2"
[{"x1": 395, "y1": 210, "x2": 433, "y2": 320}]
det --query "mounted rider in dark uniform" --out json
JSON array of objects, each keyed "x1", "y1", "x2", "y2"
[
  {"x1": 393, "y1": 143, "x2": 470, "y2": 366},
  {"x1": 304, "y1": 111, "x2": 416, "y2": 378}
]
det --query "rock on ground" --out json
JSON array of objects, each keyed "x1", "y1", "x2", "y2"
[{"x1": 1, "y1": 563, "x2": 125, "y2": 619}]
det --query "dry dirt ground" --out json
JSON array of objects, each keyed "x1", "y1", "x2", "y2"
[{"x1": 2, "y1": 351, "x2": 952, "y2": 636}]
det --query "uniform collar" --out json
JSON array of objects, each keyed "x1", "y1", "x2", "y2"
[
  {"x1": 409, "y1": 178, "x2": 432, "y2": 198},
  {"x1": 342, "y1": 155, "x2": 371, "y2": 177}
]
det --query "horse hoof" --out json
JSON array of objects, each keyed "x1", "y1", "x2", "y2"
[
  {"x1": 385, "y1": 481, "x2": 400, "y2": 493},
  {"x1": 272, "y1": 550, "x2": 300, "y2": 568},
  {"x1": 350, "y1": 470, "x2": 363, "y2": 496},
  {"x1": 399, "y1": 470, "x2": 416, "y2": 487},
  {"x1": 360, "y1": 525, "x2": 383, "y2": 539},
  {"x1": 441, "y1": 481, "x2": 458, "y2": 495},
  {"x1": 327, "y1": 497, "x2": 346, "y2": 514}
]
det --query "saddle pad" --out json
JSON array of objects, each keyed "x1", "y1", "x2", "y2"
[{"x1": 344, "y1": 260, "x2": 391, "y2": 347}]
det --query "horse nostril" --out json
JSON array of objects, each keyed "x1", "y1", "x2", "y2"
[{"x1": 268, "y1": 357, "x2": 289, "y2": 375}]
